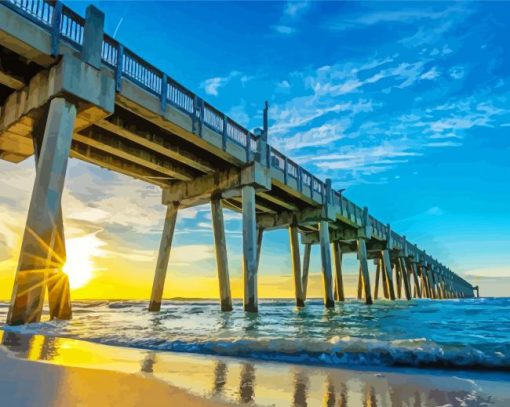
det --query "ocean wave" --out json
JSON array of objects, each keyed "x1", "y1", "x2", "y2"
[{"x1": 80, "y1": 335, "x2": 510, "y2": 371}]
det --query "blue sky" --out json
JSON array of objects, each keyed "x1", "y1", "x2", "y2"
[{"x1": 1, "y1": 1, "x2": 509, "y2": 298}]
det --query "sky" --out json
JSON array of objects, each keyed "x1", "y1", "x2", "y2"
[{"x1": 1, "y1": 1, "x2": 509, "y2": 299}]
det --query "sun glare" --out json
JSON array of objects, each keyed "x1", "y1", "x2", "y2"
[{"x1": 62, "y1": 234, "x2": 103, "y2": 289}]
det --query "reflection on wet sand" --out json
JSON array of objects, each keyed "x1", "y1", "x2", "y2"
[{"x1": 1, "y1": 331, "x2": 506, "y2": 407}]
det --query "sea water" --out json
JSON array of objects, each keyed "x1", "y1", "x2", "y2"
[{"x1": 0, "y1": 297, "x2": 509, "y2": 371}]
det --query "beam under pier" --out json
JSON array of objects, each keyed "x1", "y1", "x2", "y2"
[
  {"x1": 318, "y1": 221, "x2": 335, "y2": 308},
  {"x1": 289, "y1": 223, "x2": 305, "y2": 307},
  {"x1": 357, "y1": 238, "x2": 373, "y2": 305},
  {"x1": 242, "y1": 185, "x2": 258, "y2": 312},
  {"x1": 7, "y1": 98, "x2": 76, "y2": 325},
  {"x1": 211, "y1": 198, "x2": 233, "y2": 311},
  {"x1": 148, "y1": 203, "x2": 179, "y2": 312}
]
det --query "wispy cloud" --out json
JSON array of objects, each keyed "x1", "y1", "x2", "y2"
[
  {"x1": 272, "y1": 0, "x2": 311, "y2": 35},
  {"x1": 200, "y1": 71, "x2": 252, "y2": 96}
]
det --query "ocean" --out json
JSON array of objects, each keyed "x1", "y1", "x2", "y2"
[{"x1": 0, "y1": 297, "x2": 508, "y2": 371}]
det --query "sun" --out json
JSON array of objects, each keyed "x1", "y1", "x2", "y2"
[{"x1": 62, "y1": 234, "x2": 103, "y2": 289}]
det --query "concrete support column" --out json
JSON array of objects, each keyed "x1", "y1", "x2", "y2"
[
  {"x1": 381, "y1": 250, "x2": 396, "y2": 300},
  {"x1": 149, "y1": 202, "x2": 179, "y2": 312},
  {"x1": 332, "y1": 242, "x2": 344, "y2": 301},
  {"x1": 289, "y1": 223, "x2": 305, "y2": 307},
  {"x1": 394, "y1": 259, "x2": 402, "y2": 298},
  {"x1": 211, "y1": 198, "x2": 233, "y2": 311},
  {"x1": 32, "y1": 115, "x2": 72, "y2": 321},
  {"x1": 398, "y1": 257, "x2": 412, "y2": 300},
  {"x1": 318, "y1": 221, "x2": 335, "y2": 308},
  {"x1": 410, "y1": 260, "x2": 422, "y2": 298},
  {"x1": 7, "y1": 98, "x2": 76, "y2": 325},
  {"x1": 357, "y1": 238, "x2": 373, "y2": 305},
  {"x1": 374, "y1": 259, "x2": 381, "y2": 300},
  {"x1": 256, "y1": 227, "x2": 264, "y2": 270},
  {"x1": 381, "y1": 258, "x2": 389, "y2": 299},
  {"x1": 428, "y1": 267, "x2": 437, "y2": 299},
  {"x1": 302, "y1": 243, "x2": 311, "y2": 300},
  {"x1": 420, "y1": 263, "x2": 430, "y2": 298},
  {"x1": 242, "y1": 185, "x2": 258, "y2": 312}
]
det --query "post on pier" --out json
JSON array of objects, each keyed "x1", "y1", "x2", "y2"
[
  {"x1": 211, "y1": 197, "x2": 233, "y2": 311},
  {"x1": 394, "y1": 258, "x2": 402, "y2": 298},
  {"x1": 289, "y1": 221, "x2": 305, "y2": 307},
  {"x1": 243, "y1": 185, "x2": 259, "y2": 312},
  {"x1": 381, "y1": 250, "x2": 396, "y2": 300},
  {"x1": 31, "y1": 114, "x2": 72, "y2": 321},
  {"x1": 420, "y1": 262, "x2": 430, "y2": 298},
  {"x1": 356, "y1": 207, "x2": 373, "y2": 304},
  {"x1": 80, "y1": 6, "x2": 105, "y2": 69},
  {"x1": 398, "y1": 256, "x2": 412, "y2": 300},
  {"x1": 428, "y1": 265, "x2": 437, "y2": 299},
  {"x1": 409, "y1": 258, "x2": 422, "y2": 298},
  {"x1": 357, "y1": 238, "x2": 373, "y2": 304},
  {"x1": 7, "y1": 98, "x2": 76, "y2": 325},
  {"x1": 149, "y1": 202, "x2": 179, "y2": 312},
  {"x1": 332, "y1": 241, "x2": 344, "y2": 301},
  {"x1": 374, "y1": 259, "x2": 381, "y2": 300},
  {"x1": 302, "y1": 243, "x2": 311, "y2": 300},
  {"x1": 357, "y1": 267, "x2": 363, "y2": 299},
  {"x1": 380, "y1": 258, "x2": 389, "y2": 299},
  {"x1": 319, "y1": 221, "x2": 335, "y2": 308}
]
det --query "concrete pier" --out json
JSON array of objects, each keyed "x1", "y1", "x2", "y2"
[
  {"x1": 242, "y1": 185, "x2": 258, "y2": 312},
  {"x1": 211, "y1": 198, "x2": 233, "y2": 311},
  {"x1": 148, "y1": 203, "x2": 179, "y2": 312},
  {"x1": 318, "y1": 221, "x2": 335, "y2": 308},
  {"x1": 7, "y1": 98, "x2": 76, "y2": 325},
  {"x1": 0, "y1": 0, "x2": 476, "y2": 324}
]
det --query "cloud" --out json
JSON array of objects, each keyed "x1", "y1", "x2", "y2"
[
  {"x1": 326, "y1": 7, "x2": 453, "y2": 32},
  {"x1": 308, "y1": 142, "x2": 421, "y2": 175},
  {"x1": 274, "y1": 120, "x2": 349, "y2": 151},
  {"x1": 272, "y1": 0, "x2": 311, "y2": 35},
  {"x1": 200, "y1": 71, "x2": 244, "y2": 96},
  {"x1": 272, "y1": 25, "x2": 296, "y2": 35},
  {"x1": 425, "y1": 141, "x2": 462, "y2": 148}
]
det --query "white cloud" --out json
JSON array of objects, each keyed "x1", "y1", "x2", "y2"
[
  {"x1": 200, "y1": 71, "x2": 242, "y2": 96},
  {"x1": 275, "y1": 120, "x2": 349, "y2": 151},
  {"x1": 425, "y1": 141, "x2": 462, "y2": 148},
  {"x1": 420, "y1": 66, "x2": 440, "y2": 80},
  {"x1": 272, "y1": 25, "x2": 296, "y2": 35}
]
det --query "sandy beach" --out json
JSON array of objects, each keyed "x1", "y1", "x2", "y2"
[{"x1": 1, "y1": 329, "x2": 509, "y2": 406}]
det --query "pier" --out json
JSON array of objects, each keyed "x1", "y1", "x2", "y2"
[{"x1": 0, "y1": 1, "x2": 476, "y2": 325}]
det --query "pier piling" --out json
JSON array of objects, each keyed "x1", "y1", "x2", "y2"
[
  {"x1": 149, "y1": 203, "x2": 179, "y2": 312},
  {"x1": 357, "y1": 238, "x2": 373, "y2": 305},
  {"x1": 211, "y1": 198, "x2": 233, "y2": 311},
  {"x1": 7, "y1": 98, "x2": 76, "y2": 325},
  {"x1": 243, "y1": 185, "x2": 259, "y2": 312},
  {"x1": 289, "y1": 222, "x2": 305, "y2": 307},
  {"x1": 319, "y1": 221, "x2": 335, "y2": 308}
]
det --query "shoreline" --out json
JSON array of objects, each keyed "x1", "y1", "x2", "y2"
[{"x1": 1, "y1": 330, "x2": 509, "y2": 406}]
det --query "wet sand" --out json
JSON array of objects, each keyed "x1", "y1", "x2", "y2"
[{"x1": 1, "y1": 330, "x2": 509, "y2": 406}]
